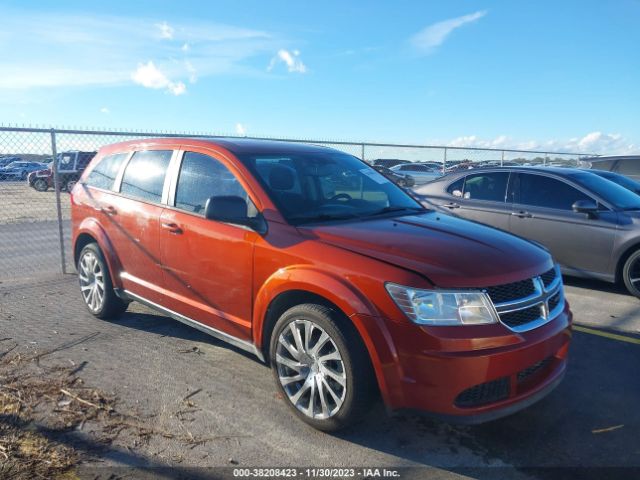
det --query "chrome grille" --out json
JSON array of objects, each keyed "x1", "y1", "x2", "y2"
[{"x1": 487, "y1": 265, "x2": 564, "y2": 333}]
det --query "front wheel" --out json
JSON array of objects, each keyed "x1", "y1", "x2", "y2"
[
  {"x1": 33, "y1": 178, "x2": 48, "y2": 192},
  {"x1": 622, "y1": 250, "x2": 640, "y2": 299},
  {"x1": 77, "y1": 243, "x2": 128, "y2": 319},
  {"x1": 270, "y1": 304, "x2": 376, "y2": 431}
]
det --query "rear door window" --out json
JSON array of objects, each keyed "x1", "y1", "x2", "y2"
[
  {"x1": 460, "y1": 172, "x2": 509, "y2": 202},
  {"x1": 516, "y1": 173, "x2": 591, "y2": 210},
  {"x1": 120, "y1": 150, "x2": 172, "y2": 203},
  {"x1": 85, "y1": 153, "x2": 129, "y2": 191}
]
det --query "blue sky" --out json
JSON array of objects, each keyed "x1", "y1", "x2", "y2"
[{"x1": 0, "y1": 0, "x2": 638, "y2": 154}]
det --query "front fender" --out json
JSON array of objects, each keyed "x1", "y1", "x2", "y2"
[
  {"x1": 253, "y1": 265, "x2": 404, "y2": 407},
  {"x1": 74, "y1": 218, "x2": 123, "y2": 289}
]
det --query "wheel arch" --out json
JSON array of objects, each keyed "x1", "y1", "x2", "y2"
[
  {"x1": 615, "y1": 241, "x2": 640, "y2": 283},
  {"x1": 254, "y1": 267, "x2": 400, "y2": 407},
  {"x1": 74, "y1": 220, "x2": 123, "y2": 289}
]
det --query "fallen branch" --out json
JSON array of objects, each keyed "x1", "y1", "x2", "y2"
[{"x1": 59, "y1": 388, "x2": 108, "y2": 412}]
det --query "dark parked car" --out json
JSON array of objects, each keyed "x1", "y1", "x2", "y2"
[
  {"x1": 27, "y1": 150, "x2": 96, "y2": 192},
  {"x1": 416, "y1": 167, "x2": 640, "y2": 298},
  {"x1": 371, "y1": 158, "x2": 410, "y2": 169},
  {"x1": 588, "y1": 169, "x2": 640, "y2": 195},
  {"x1": 579, "y1": 155, "x2": 640, "y2": 181},
  {"x1": 373, "y1": 165, "x2": 415, "y2": 187},
  {"x1": 0, "y1": 161, "x2": 46, "y2": 180}
]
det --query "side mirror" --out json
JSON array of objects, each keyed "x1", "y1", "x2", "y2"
[
  {"x1": 204, "y1": 195, "x2": 267, "y2": 234},
  {"x1": 572, "y1": 199, "x2": 598, "y2": 217}
]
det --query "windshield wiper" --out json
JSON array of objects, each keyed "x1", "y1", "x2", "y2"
[
  {"x1": 290, "y1": 213, "x2": 361, "y2": 224},
  {"x1": 364, "y1": 206, "x2": 425, "y2": 217}
]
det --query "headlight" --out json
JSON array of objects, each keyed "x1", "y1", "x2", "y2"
[{"x1": 385, "y1": 283, "x2": 498, "y2": 326}]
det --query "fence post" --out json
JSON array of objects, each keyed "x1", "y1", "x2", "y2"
[
  {"x1": 361, "y1": 143, "x2": 365, "y2": 162},
  {"x1": 443, "y1": 147, "x2": 447, "y2": 175},
  {"x1": 50, "y1": 129, "x2": 67, "y2": 275},
  {"x1": 501, "y1": 150, "x2": 505, "y2": 166}
]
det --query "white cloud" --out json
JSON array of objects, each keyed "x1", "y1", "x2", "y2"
[
  {"x1": 235, "y1": 123, "x2": 247, "y2": 136},
  {"x1": 131, "y1": 61, "x2": 186, "y2": 95},
  {"x1": 0, "y1": 9, "x2": 278, "y2": 91},
  {"x1": 411, "y1": 11, "x2": 487, "y2": 53},
  {"x1": 100, "y1": 107, "x2": 110, "y2": 114},
  {"x1": 268, "y1": 49, "x2": 307, "y2": 73},
  {"x1": 155, "y1": 21, "x2": 174, "y2": 40},
  {"x1": 445, "y1": 132, "x2": 638, "y2": 155}
]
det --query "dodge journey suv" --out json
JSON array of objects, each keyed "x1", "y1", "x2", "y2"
[{"x1": 71, "y1": 138, "x2": 572, "y2": 431}]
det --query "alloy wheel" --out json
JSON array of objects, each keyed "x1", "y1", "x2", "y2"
[
  {"x1": 78, "y1": 250, "x2": 105, "y2": 313},
  {"x1": 275, "y1": 319, "x2": 347, "y2": 420}
]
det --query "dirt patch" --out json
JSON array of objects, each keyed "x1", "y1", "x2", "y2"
[
  {"x1": 0, "y1": 341, "x2": 214, "y2": 479},
  {"x1": 0, "y1": 182, "x2": 70, "y2": 224}
]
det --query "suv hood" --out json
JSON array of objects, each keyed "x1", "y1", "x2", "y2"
[{"x1": 301, "y1": 211, "x2": 552, "y2": 288}]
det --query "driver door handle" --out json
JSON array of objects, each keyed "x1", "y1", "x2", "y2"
[
  {"x1": 443, "y1": 202, "x2": 460, "y2": 209},
  {"x1": 511, "y1": 210, "x2": 532, "y2": 218},
  {"x1": 102, "y1": 205, "x2": 117, "y2": 215},
  {"x1": 161, "y1": 222, "x2": 183, "y2": 234}
]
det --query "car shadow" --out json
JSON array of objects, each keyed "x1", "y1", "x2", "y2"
[
  {"x1": 111, "y1": 310, "x2": 264, "y2": 364},
  {"x1": 562, "y1": 275, "x2": 630, "y2": 296}
]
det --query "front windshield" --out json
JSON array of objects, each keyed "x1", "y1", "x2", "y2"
[
  {"x1": 571, "y1": 172, "x2": 640, "y2": 210},
  {"x1": 241, "y1": 151, "x2": 424, "y2": 224}
]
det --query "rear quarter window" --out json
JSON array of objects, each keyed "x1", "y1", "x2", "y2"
[
  {"x1": 85, "y1": 153, "x2": 129, "y2": 191},
  {"x1": 120, "y1": 150, "x2": 173, "y2": 203}
]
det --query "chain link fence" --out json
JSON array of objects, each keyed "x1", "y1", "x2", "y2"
[{"x1": 0, "y1": 126, "x2": 591, "y2": 286}]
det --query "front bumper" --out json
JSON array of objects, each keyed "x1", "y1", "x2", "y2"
[{"x1": 365, "y1": 302, "x2": 572, "y2": 421}]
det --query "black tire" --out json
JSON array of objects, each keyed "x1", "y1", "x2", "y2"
[
  {"x1": 269, "y1": 303, "x2": 376, "y2": 431},
  {"x1": 77, "y1": 243, "x2": 128, "y2": 319},
  {"x1": 33, "y1": 178, "x2": 48, "y2": 192},
  {"x1": 622, "y1": 250, "x2": 640, "y2": 299},
  {"x1": 20, "y1": 171, "x2": 27, "y2": 180},
  {"x1": 64, "y1": 179, "x2": 77, "y2": 193}
]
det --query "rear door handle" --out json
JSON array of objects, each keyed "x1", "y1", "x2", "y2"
[
  {"x1": 443, "y1": 202, "x2": 460, "y2": 209},
  {"x1": 102, "y1": 205, "x2": 117, "y2": 215},
  {"x1": 161, "y1": 222, "x2": 183, "y2": 234},
  {"x1": 511, "y1": 210, "x2": 532, "y2": 218}
]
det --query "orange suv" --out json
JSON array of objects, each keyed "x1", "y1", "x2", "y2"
[{"x1": 71, "y1": 138, "x2": 572, "y2": 431}]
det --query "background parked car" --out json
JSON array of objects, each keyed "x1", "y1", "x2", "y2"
[
  {"x1": 371, "y1": 158, "x2": 410, "y2": 169},
  {"x1": 579, "y1": 155, "x2": 640, "y2": 180},
  {"x1": 588, "y1": 169, "x2": 640, "y2": 195},
  {"x1": 390, "y1": 162, "x2": 441, "y2": 185},
  {"x1": 0, "y1": 156, "x2": 22, "y2": 169},
  {"x1": 0, "y1": 161, "x2": 46, "y2": 180},
  {"x1": 373, "y1": 165, "x2": 415, "y2": 187},
  {"x1": 27, "y1": 150, "x2": 96, "y2": 192},
  {"x1": 415, "y1": 166, "x2": 640, "y2": 298}
]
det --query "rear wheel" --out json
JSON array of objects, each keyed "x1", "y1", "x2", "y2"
[
  {"x1": 270, "y1": 303, "x2": 376, "y2": 431},
  {"x1": 77, "y1": 243, "x2": 128, "y2": 319},
  {"x1": 622, "y1": 250, "x2": 640, "y2": 299},
  {"x1": 33, "y1": 178, "x2": 48, "y2": 192}
]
